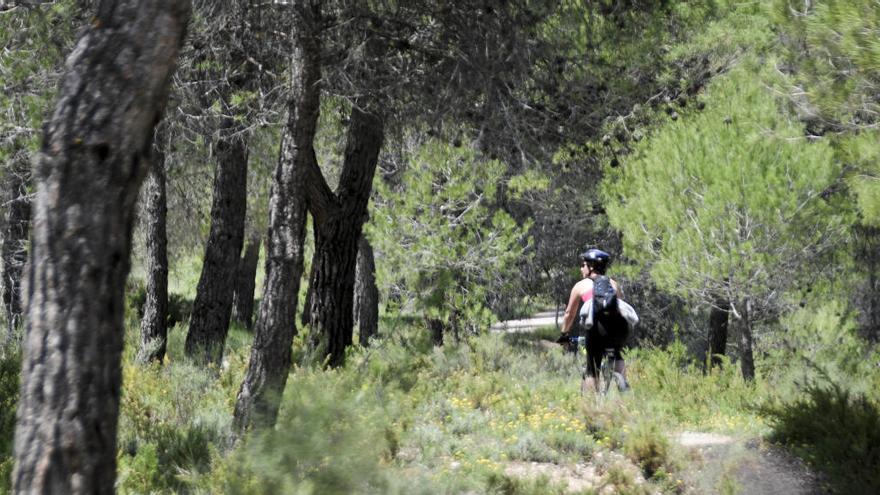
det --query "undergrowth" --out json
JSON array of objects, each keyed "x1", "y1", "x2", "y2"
[{"x1": 2, "y1": 308, "x2": 877, "y2": 494}]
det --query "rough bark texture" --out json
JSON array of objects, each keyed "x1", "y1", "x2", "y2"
[
  {"x1": 233, "y1": 1, "x2": 320, "y2": 432},
  {"x1": 306, "y1": 106, "x2": 384, "y2": 368},
  {"x1": 707, "y1": 296, "x2": 729, "y2": 367},
  {"x1": 232, "y1": 234, "x2": 261, "y2": 329},
  {"x1": 1, "y1": 146, "x2": 31, "y2": 340},
  {"x1": 12, "y1": 2, "x2": 189, "y2": 493},
  {"x1": 353, "y1": 235, "x2": 379, "y2": 345},
  {"x1": 137, "y1": 131, "x2": 169, "y2": 363},
  {"x1": 738, "y1": 298, "x2": 755, "y2": 381},
  {"x1": 184, "y1": 121, "x2": 249, "y2": 364}
]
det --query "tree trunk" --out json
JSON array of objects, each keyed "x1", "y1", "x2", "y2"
[
  {"x1": 1, "y1": 145, "x2": 31, "y2": 340},
  {"x1": 184, "y1": 121, "x2": 249, "y2": 364},
  {"x1": 429, "y1": 318, "x2": 444, "y2": 346},
  {"x1": 738, "y1": 298, "x2": 755, "y2": 381},
  {"x1": 707, "y1": 296, "x2": 729, "y2": 368},
  {"x1": 306, "y1": 106, "x2": 384, "y2": 367},
  {"x1": 137, "y1": 129, "x2": 169, "y2": 364},
  {"x1": 233, "y1": 0, "x2": 320, "y2": 432},
  {"x1": 13, "y1": 2, "x2": 189, "y2": 493},
  {"x1": 353, "y1": 235, "x2": 379, "y2": 345},
  {"x1": 232, "y1": 233, "x2": 261, "y2": 330}
]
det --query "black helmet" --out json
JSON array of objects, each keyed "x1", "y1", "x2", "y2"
[{"x1": 579, "y1": 248, "x2": 611, "y2": 273}]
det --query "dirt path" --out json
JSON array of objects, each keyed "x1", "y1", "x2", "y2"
[
  {"x1": 676, "y1": 432, "x2": 827, "y2": 494},
  {"x1": 490, "y1": 309, "x2": 562, "y2": 333}
]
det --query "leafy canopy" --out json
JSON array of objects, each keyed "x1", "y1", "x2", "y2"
[
  {"x1": 603, "y1": 58, "x2": 844, "y2": 307},
  {"x1": 368, "y1": 139, "x2": 531, "y2": 330}
]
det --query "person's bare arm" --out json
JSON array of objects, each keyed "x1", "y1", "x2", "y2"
[{"x1": 561, "y1": 283, "x2": 582, "y2": 334}]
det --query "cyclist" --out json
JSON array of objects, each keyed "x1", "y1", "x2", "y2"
[{"x1": 560, "y1": 248, "x2": 630, "y2": 393}]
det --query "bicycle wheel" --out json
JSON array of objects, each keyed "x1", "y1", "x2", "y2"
[{"x1": 599, "y1": 353, "x2": 614, "y2": 395}]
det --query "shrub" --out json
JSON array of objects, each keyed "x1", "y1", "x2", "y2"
[{"x1": 762, "y1": 377, "x2": 880, "y2": 494}]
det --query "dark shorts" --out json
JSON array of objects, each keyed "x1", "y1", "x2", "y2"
[{"x1": 584, "y1": 312, "x2": 629, "y2": 378}]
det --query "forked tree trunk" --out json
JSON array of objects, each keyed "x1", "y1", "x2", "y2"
[
  {"x1": 306, "y1": 106, "x2": 383, "y2": 367},
  {"x1": 184, "y1": 121, "x2": 248, "y2": 364},
  {"x1": 1, "y1": 145, "x2": 31, "y2": 340},
  {"x1": 232, "y1": 233, "x2": 261, "y2": 329},
  {"x1": 707, "y1": 296, "x2": 729, "y2": 368},
  {"x1": 13, "y1": 2, "x2": 189, "y2": 493},
  {"x1": 353, "y1": 235, "x2": 378, "y2": 345},
  {"x1": 233, "y1": 0, "x2": 320, "y2": 432},
  {"x1": 738, "y1": 298, "x2": 755, "y2": 381},
  {"x1": 138, "y1": 129, "x2": 169, "y2": 363}
]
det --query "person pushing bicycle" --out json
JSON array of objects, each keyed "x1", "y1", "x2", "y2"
[{"x1": 560, "y1": 248, "x2": 631, "y2": 393}]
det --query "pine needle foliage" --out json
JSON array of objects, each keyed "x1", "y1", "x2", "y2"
[{"x1": 602, "y1": 57, "x2": 846, "y2": 314}]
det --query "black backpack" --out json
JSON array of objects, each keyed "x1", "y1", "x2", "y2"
[{"x1": 592, "y1": 275, "x2": 618, "y2": 317}]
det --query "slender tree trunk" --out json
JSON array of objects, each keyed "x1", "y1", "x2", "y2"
[
  {"x1": 738, "y1": 298, "x2": 755, "y2": 381},
  {"x1": 353, "y1": 235, "x2": 378, "y2": 345},
  {"x1": 184, "y1": 122, "x2": 248, "y2": 364},
  {"x1": 306, "y1": 106, "x2": 384, "y2": 367},
  {"x1": 707, "y1": 296, "x2": 729, "y2": 368},
  {"x1": 13, "y1": 3, "x2": 189, "y2": 493},
  {"x1": 232, "y1": 233, "x2": 261, "y2": 329},
  {"x1": 233, "y1": 0, "x2": 320, "y2": 432},
  {"x1": 137, "y1": 129, "x2": 169, "y2": 363},
  {"x1": 2, "y1": 146, "x2": 31, "y2": 340}
]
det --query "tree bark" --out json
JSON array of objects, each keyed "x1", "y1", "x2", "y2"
[
  {"x1": 12, "y1": 2, "x2": 189, "y2": 493},
  {"x1": 353, "y1": 235, "x2": 379, "y2": 345},
  {"x1": 184, "y1": 121, "x2": 249, "y2": 364},
  {"x1": 306, "y1": 106, "x2": 384, "y2": 368},
  {"x1": 233, "y1": 0, "x2": 320, "y2": 432},
  {"x1": 429, "y1": 318, "x2": 444, "y2": 346},
  {"x1": 1, "y1": 145, "x2": 31, "y2": 340},
  {"x1": 707, "y1": 296, "x2": 729, "y2": 368},
  {"x1": 183, "y1": 0, "x2": 256, "y2": 365},
  {"x1": 738, "y1": 298, "x2": 755, "y2": 381},
  {"x1": 137, "y1": 128, "x2": 169, "y2": 364},
  {"x1": 232, "y1": 233, "x2": 261, "y2": 329}
]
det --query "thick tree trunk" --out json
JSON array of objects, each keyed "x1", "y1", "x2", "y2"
[
  {"x1": 353, "y1": 235, "x2": 379, "y2": 345},
  {"x1": 184, "y1": 122, "x2": 249, "y2": 364},
  {"x1": 232, "y1": 233, "x2": 261, "y2": 329},
  {"x1": 707, "y1": 296, "x2": 729, "y2": 368},
  {"x1": 1, "y1": 146, "x2": 31, "y2": 340},
  {"x1": 306, "y1": 106, "x2": 383, "y2": 367},
  {"x1": 233, "y1": 0, "x2": 320, "y2": 432},
  {"x1": 137, "y1": 130, "x2": 169, "y2": 364},
  {"x1": 738, "y1": 298, "x2": 755, "y2": 381},
  {"x1": 12, "y1": 2, "x2": 189, "y2": 493}
]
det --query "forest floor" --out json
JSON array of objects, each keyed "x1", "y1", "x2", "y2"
[{"x1": 493, "y1": 310, "x2": 829, "y2": 495}]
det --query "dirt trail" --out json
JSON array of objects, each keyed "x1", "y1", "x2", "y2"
[{"x1": 676, "y1": 432, "x2": 827, "y2": 494}]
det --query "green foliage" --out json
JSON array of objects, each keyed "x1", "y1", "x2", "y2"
[
  {"x1": 603, "y1": 57, "x2": 845, "y2": 310},
  {"x1": 625, "y1": 340, "x2": 760, "y2": 433},
  {"x1": 369, "y1": 139, "x2": 532, "y2": 333},
  {"x1": 761, "y1": 378, "x2": 880, "y2": 494},
  {"x1": 0, "y1": 345, "x2": 20, "y2": 493},
  {"x1": 772, "y1": 0, "x2": 880, "y2": 226}
]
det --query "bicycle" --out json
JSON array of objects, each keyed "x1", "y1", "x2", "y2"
[
  {"x1": 569, "y1": 336, "x2": 627, "y2": 397},
  {"x1": 597, "y1": 347, "x2": 627, "y2": 396}
]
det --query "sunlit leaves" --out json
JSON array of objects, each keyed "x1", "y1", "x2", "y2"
[{"x1": 603, "y1": 58, "x2": 845, "y2": 306}]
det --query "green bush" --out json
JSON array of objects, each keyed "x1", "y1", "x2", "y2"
[{"x1": 762, "y1": 378, "x2": 880, "y2": 494}]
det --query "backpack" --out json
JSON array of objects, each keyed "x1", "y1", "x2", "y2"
[{"x1": 592, "y1": 275, "x2": 618, "y2": 316}]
